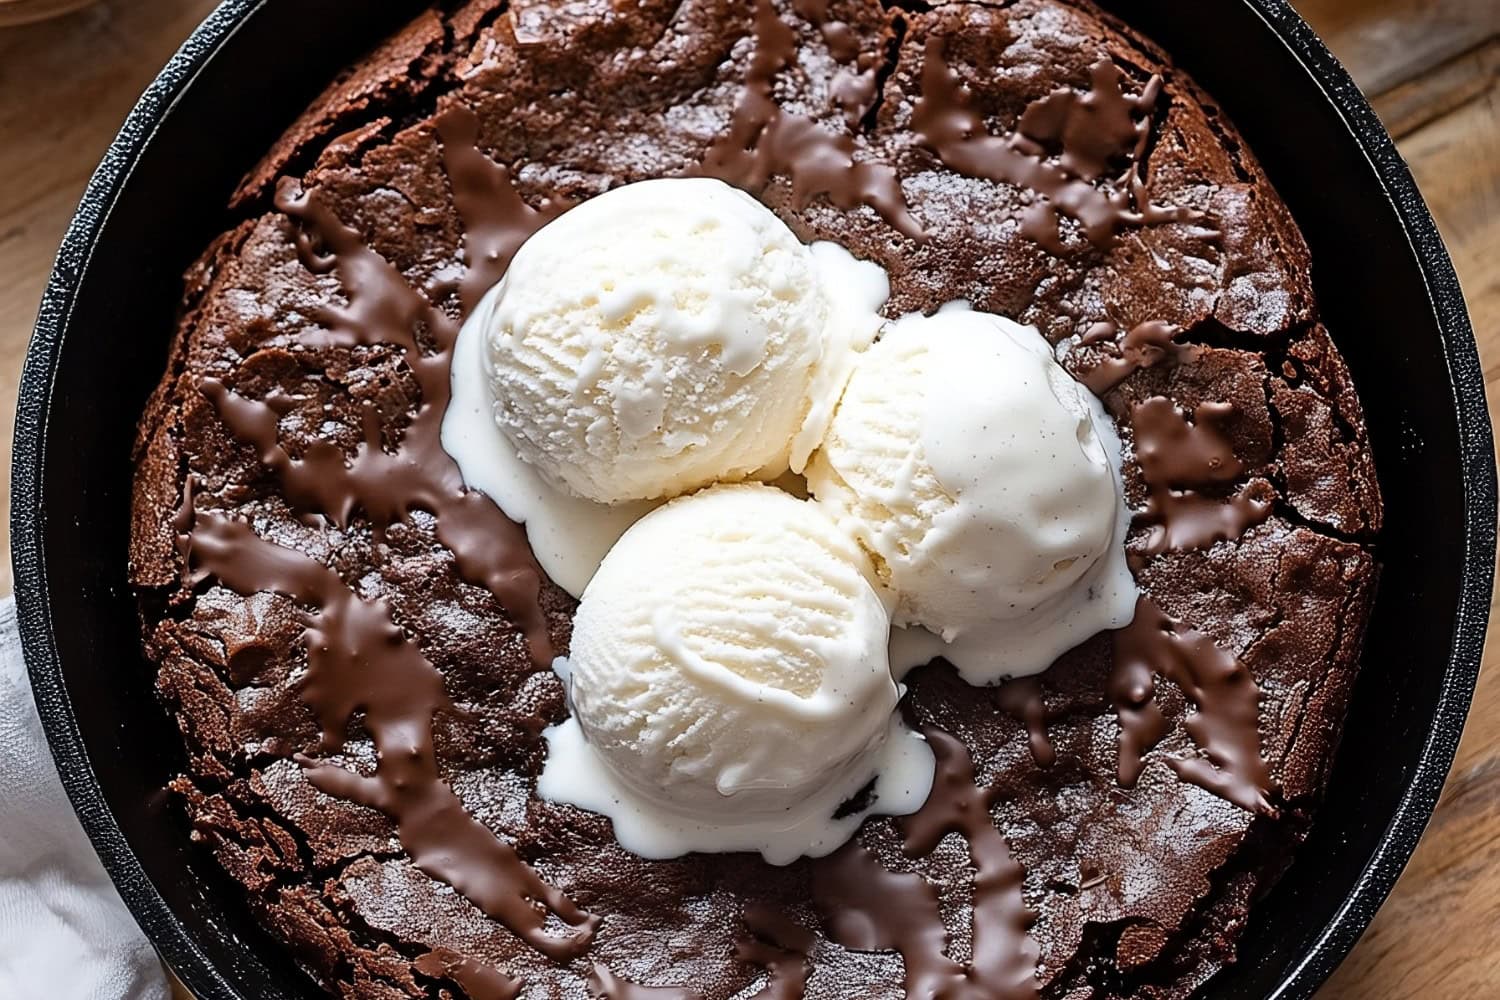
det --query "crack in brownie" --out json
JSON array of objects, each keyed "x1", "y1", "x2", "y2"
[{"x1": 128, "y1": 1, "x2": 1382, "y2": 997}]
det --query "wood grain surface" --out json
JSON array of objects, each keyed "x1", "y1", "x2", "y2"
[
  {"x1": 0, "y1": 2, "x2": 1494, "y2": 997},
  {"x1": 0, "y1": 0, "x2": 96, "y2": 30}
]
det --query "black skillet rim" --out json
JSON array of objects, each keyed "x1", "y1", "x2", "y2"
[{"x1": 11, "y1": 2, "x2": 1495, "y2": 998}]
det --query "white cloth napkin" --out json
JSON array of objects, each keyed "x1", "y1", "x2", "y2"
[{"x1": 0, "y1": 596, "x2": 170, "y2": 1000}]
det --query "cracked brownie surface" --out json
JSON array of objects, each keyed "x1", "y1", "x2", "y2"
[{"x1": 128, "y1": 1, "x2": 1382, "y2": 998}]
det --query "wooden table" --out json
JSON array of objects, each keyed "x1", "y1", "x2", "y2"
[{"x1": 0, "y1": 2, "x2": 1495, "y2": 997}]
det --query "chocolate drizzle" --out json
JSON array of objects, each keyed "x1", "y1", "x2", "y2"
[
  {"x1": 414, "y1": 949, "x2": 522, "y2": 1000},
  {"x1": 914, "y1": 37, "x2": 1195, "y2": 254},
  {"x1": 587, "y1": 967, "x2": 700, "y2": 1000},
  {"x1": 997, "y1": 677, "x2": 1055, "y2": 769},
  {"x1": 1017, "y1": 61, "x2": 1159, "y2": 182},
  {"x1": 737, "y1": 904, "x2": 816, "y2": 1000},
  {"x1": 1079, "y1": 320, "x2": 1120, "y2": 346},
  {"x1": 1107, "y1": 397, "x2": 1273, "y2": 812},
  {"x1": 203, "y1": 107, "x2": 553, "y2": 664},
  {"x1": 813, "y1": 730, "x2": 1039, "y2": 1000},
  {"x1": 436, "y1": 107, "x2": 565, "y2": 314},
  {"x1": 792, "y1": 0, "x2": 861, "y2": 63},
  {"x1": 180, "y1": 105, "x2": 603, "y2": 971},
  {"x1": 1131, "y1": 396, "x2": 1272, "y2": 555},
  {"x1": 1078, "y1": 320, "x2": 1197, "y2": 395},
  {"x1": 1138, "y1": 488, "x2": 1273, "y2": 555},
  {"x1": 700, "y1": 0, "x2": 923, "y2": 238},
  {"x1": 183, "y1": 512, "x2": 599, "y2": 959},
  {"x1": 589, "y1": 906, "x2": 811, "y2": 1000},
  {"x1": 792, "y1": 0, "x2": 877, "y2": 123},
  {"x1": 1110, "y1": 597, "x2": 1276, "y2": 814},
  {"x1": 813, "y1": 845, "x2": 951, "y2": 997},
  {"x1": 1134, "y1": 397, "x2": 1242, "y2": 485}
]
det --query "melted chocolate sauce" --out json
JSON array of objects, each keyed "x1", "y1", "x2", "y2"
[
  {"x1": 1078, "y1": 320, "x2": 1119, "y2": 346},
  {"x1": 792, "y1": 0, "x2": 874, "y2": 122},
  {"x1": 435, "y1": 107, "x2": 565, "y2": 314},
  {"x1": 914, "y1": 37, "x2": 1194, "y2": 254},
  {"x1": 1078, "y1": 320, "x2": 1197, "y2": 395},
  {"x1": 906, "y1": 730, "x2": 1040, "y2": 1000},
  {"x1": 204, "y1": 108, "x2": 553, "y2": 664},
  {"x1": 737, "y1": 904, "x2": 815, "y2": 1000},
  {"x1": 813, "y1": 730, "x2": 1039, "y2": 1000},
  {"x1": 1110, "y1": 597, "x2": 1275, "y2": 814},
  {"x1": 792, "y1": 0, "x2": 861, "y2": 63},
  {"x1": 832, "y1": 66, "x2": 879, "y2": 124},
  {"x1": 170, "y1": 475, "x2": 206, "y2": 586},
  {"x1": 1139, "y1": 488, "x2": 1273, "y2": 555},
  {"x1": 182, "y1": 106, "x2": 602, "y2": 972},
  {"x1": 1133, "y1": 397, "x2": 1242, "y2": 486},
  {"x1": 183, "y1": 512, "x2": 599, "y2": 959},
  {"x1": 1106, "y1": 396, "x2": 1273, "y2": 812},
  {"x1": 590, "y1": 908, "x2": 811, "y2": 1000},
  {"x1": 1017, "y1": 62, "x2": 1160, "y2": 182},
  {"x1": 414, "y1": 949, "x2": 522, "y2": 1000},
  {"x1": 813, "y1": 843, "x2": 954, "y2": 998},
  {"x1": 1130, "y1": 396, "x2": 1272, "y2": 555},
  {"x1": 997, "y1": 676, "x2": 1055, "y2": 769},
  {"x1": 700, "y1": 0, "x2": 923, "y2": 239},
  {"x1": 588, "y1": 967, "x2": 700, "y2": 1000}
]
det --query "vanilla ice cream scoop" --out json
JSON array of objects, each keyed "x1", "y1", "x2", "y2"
[
  {"x1": 808, "y1": 306, "x2": 1137, "y2": 683},
  {"x1": 484, "y1": 177, "x2": 864, "y2": 504},
  {"x1": 538, "y1": 483, "x2": 934, "y2": 863}
]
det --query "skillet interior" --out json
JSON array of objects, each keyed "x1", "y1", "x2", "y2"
[{"x1": 12, "y1": 2, "x2": 1493, "y2": 998}]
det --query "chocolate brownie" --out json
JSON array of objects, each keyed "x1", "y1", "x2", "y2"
[{"x1": 128, "y1": 1, "x2": 1382, "y2": 998}]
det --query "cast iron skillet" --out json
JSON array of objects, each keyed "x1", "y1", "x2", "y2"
[{"x1": 11, "y1": 1, "x2": 1495, "y2": 998}]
